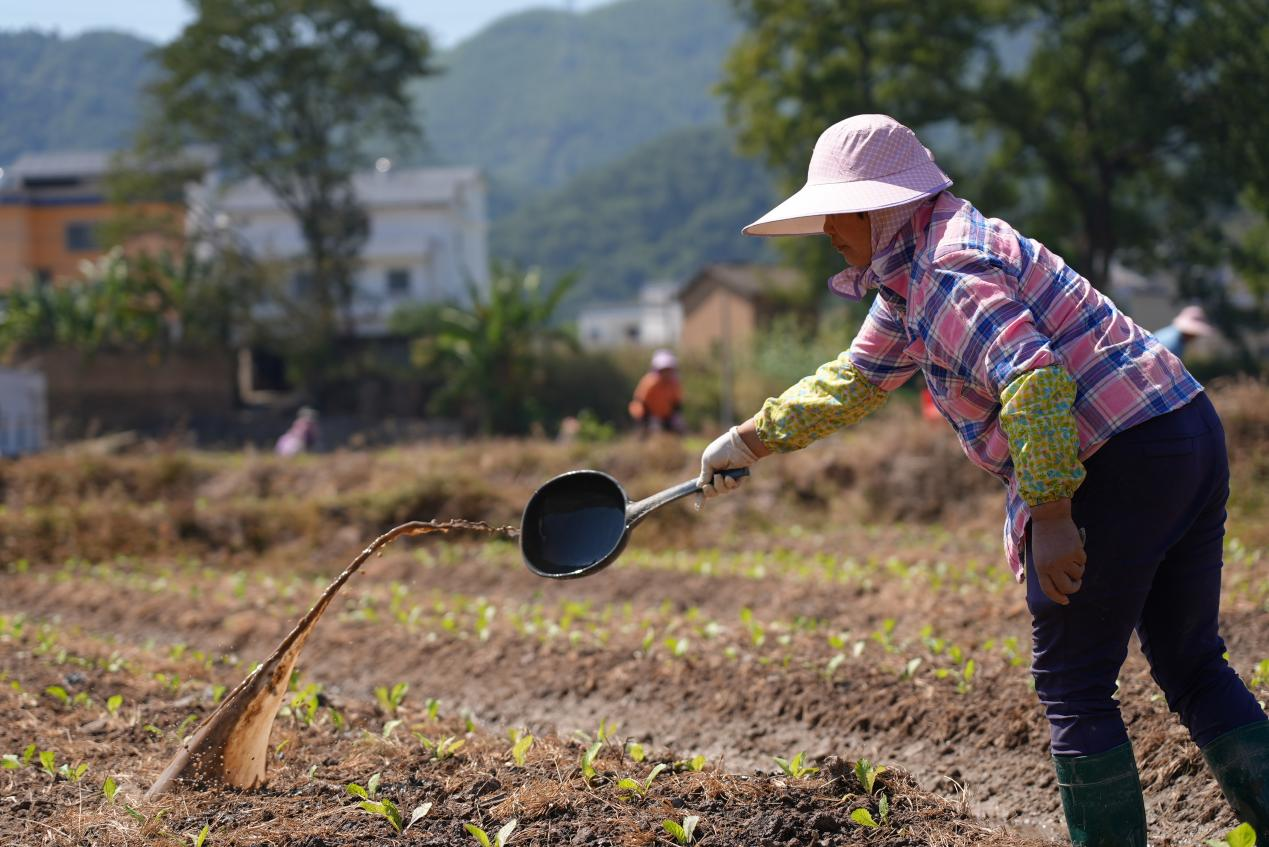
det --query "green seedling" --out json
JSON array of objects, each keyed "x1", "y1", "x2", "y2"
[
  {"x1": 850, "y1": 807, "x2": 879, "y2": 827},
  {"x1": 357, "y1": 797, "x2": 404, "y2": 833},
  {"x1": 382, "y1": 719, "x2": 403, "y2": 739},
  {"x1": 45, "y1": 685, "x2": 69, "y2": 707},
  {"x1": 854, "y1": 758, "x2": 887, "y2": 794},
  {"x1": 675, "y1": 754, "x2": 706, "y2": 773},
  {"x1": 417, "y1": 734, "x2": 465, "y2": 761},
  {"x1": 1251, "y1": 659, "x2": 1269, "y2": 690},
  {"x1": 580, "y1": 741, "x2": 602, "y2": 785},
  {"x1": 425, "y1": 697, "x2": 442, "y2": 720},
  {"x1": 375, "y1": 682, "x2": 409, "y2": 716},
  {"x1": 662, "y1": 815, "x2": 699, "y2": 845},
  {"x1": 288, "y1": 683, "x2": 321, "y2": 727},
  {"x1": 210, "y1": 684, "x2": 227, "y2": 704},
  {"x1": 347, "y1": 772, "x2": 382, "y2": 800},
  {"x1": 1205, "y1": 822, "x2": 1256, "y2": 847},
  {"x1": 189, "y1": 824, "x2": 210, "y2": 847},
  {"x1": 103, "y1": 776, "x2": 119, "y2": 802},
  {"x1": 38, "y1": 750, "x2": 57, "y2": 779},
  {"x1": 900, "y1": 657, "x2": 923, "y2": 680},
  {"x1": 465, "y1": 819, "x2": 517, "y2": 847},
  {"x1": 510, "y1": 733, "x2": 533, "y2": 767},
  {"x1": 626, "y1": 741, "x2": 645, "y2": 763},
  {"x1": 58, "y1": 761, "x2": 89, "y2": 782},
  {"x1": 22, "y1": 743, "x2": 36, "y2": 765},
  {"x1": 617, "y1": 763, "x2": 666, "y2": 800},
  {"x1": 1, "y1": 754, "x2": 19, "y2": 769},
  {"x1": 106, "y1": 694, "x2": 123, "y2": 716},
  {"x1": 774, "y1": 751, "x2": 818, "y2": 779}
]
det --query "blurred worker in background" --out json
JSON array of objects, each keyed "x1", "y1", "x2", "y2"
[
  {"x1": 275, "y1": 407, "x2": 320, "y2": 456},
  {"x1": 696, "y1": 114, "x2": 1268, "y2": 846},
  {"x1": 1154, "y1": 304, "x2": 1216, "y2": 358},
  {"x1": 629, "y1": 349, "x2": 685, "y2": 435}
]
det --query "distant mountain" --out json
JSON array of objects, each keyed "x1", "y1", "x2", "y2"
[
  {"x1": 410, "y1": 0, "x2": 742, "y2": 201},
  {"x1": 0, "y1": 30, "x2": 154, "y2": 164},
  {"x1": 492, "y1": 124, "x2": 779, "y2": 308}
]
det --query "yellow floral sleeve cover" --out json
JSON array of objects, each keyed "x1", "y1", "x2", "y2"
[
  {"x1": 753, "y1": 353, "x2": 888, "y2": 452},
  {"x1": 999, "y1": 364, "x2": 1086, "y2": 506}
]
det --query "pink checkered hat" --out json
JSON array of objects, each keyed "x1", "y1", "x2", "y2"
[{"x1": 743, "y1": 114, "x2": 952, "y2": 237}]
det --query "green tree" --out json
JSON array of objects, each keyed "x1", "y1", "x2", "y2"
[
  {"x1": 142, "y1": 0, "x2": 433, "y2": 356},
  {"x1": 966, "y1": 0, "x2": 1214, "y2": 291},
  {"x1": 0, "y1": 247, "x2": 256, "y2": 357},
  {"x1": 717, "y1": 0, "x2": 998, "y2": 295},
  {"x1": 391, "y1": 267, "x2": 577, "y2": 435}
]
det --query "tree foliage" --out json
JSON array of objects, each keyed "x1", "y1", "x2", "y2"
[
  {"x1": 143, "y1": 0, "x2": 434, "y2": 345},
  {"x1": 390, "y1": 266, "x2": 579, "y2": 435},
  {"x1": 719, "y1": 0, "x2": 1269, "y2": 318},
  {"x1": 0, "y1": 248, "x2": 254, "y2": 357},
  {"x1": 492, "y1": 126, "x2": 778, "y2": 310}
]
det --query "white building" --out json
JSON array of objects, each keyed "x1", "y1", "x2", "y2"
[
  {"x1": 202, "y1": 164, "x2": 489, "y2": 336},
  {"x1": 578, "y1": 280, "x2": 683, "y2": 349}
]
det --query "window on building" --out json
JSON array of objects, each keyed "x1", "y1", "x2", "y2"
[
  {"x1": 386, "y1": 268, "x2": 411, "y2": 297},
  {"x1": 64, "y1": 222, "x2": 98, "y2": 252}
]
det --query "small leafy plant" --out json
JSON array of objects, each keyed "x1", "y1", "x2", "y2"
[
  {"x1": 580, "y1": 741, "x2": 603, "y2": 785},
  {"x1": 774, "y1": 751, "x2": 819, "y2": 779},
  {"x1": 616, "y1": 763, "x2": 666, "y2": 800},
  {"x1": 103, "y1": 776, "x2": 119, "y2": 802},
  {"x1": 662, "y1": 815, "x2": 699, "y2": 845},
  {"x1": 465, "y1": 819, "x2": 517, "y2": 847},
  {"x1": 854, "y1": 758, "x2": 887, "y2": 794},
  {"x1": 375, "y1": 682, "x2": 409, "y2": 716},
  {"x1": 509, "y1": 731, "x2": 533, "y2": 767},
  {"x1": 106, "y1": 694, "x2": 123, "y2": 716},
  {"x1": 189, "y1": 824, "x2": 211, "y2": 847},
  {"x1": 1206, "y1": 822, "x2": 1256, "y2": 847},
  {"x1": 417, "y1": 734, "x2": 465, "y2": 761},
  {"x1": 850, "y1": 793, "x2": 890, "y2": 828}
]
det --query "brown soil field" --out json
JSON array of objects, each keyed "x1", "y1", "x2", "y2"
[{"x1": 2, "y1": 380, "x2": 1266, "y2": 846}]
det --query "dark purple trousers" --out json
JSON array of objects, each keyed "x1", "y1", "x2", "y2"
[{"x1": 1026, "y1": 392, "x2": 1267, "y2": 757}]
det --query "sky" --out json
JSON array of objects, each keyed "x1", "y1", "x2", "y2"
[{"x1": 0, "y1": 0, "x2": 613, "y2": 47}]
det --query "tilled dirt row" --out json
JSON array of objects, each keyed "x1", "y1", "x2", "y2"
[
  {"x1": 0, "y1": 617, "x2": 1054, "y2": 847},
  {"x1": 4, "y1": 541, "x2": 1262, "y2": 845}
]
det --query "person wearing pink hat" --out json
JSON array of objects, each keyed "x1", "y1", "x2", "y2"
[
  {"x1": 1154, "y1": 304, "x2": 1217, "y2": 357},
  {"x1": 629, "y1": 349, "x2": 685, "y2": 435},
  {"x1": 696, "y1": 115, "x2": 1267, "y2": 845}
]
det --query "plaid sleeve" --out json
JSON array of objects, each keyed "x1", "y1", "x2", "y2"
[
  {"x1": 753, "y1": 353, "x2": 888, "y2": 452},
  {"x1": 926, "y1": 249, "x2": 1058, "y2": 393},
  {"x1": 999, "y1": 364, "x2": 1086, "y2": 506},
  {"x1": 847, "y1": 295, "x2": 921, "y2": 391}
]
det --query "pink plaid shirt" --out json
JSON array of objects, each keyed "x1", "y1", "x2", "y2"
[{"x1": 837, "y1": 192, "x2": 1201, "y2": 580}]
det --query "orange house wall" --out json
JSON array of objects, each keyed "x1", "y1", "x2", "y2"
[{"x1": 0, "y1": 201, "x2": 184, "y2": 290}]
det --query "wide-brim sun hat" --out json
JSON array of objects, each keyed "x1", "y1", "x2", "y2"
[
  {"x1": 743, "y1": 114, "x2": 953, "y2": 237},
  {"x1": 1173, "y1": 305, "x2": 1215, "y2": 337},
  {"x1": 650, "y1": 349, "x2": 678, "y2": 371}
]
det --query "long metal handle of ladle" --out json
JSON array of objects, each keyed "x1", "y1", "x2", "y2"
[{"x1": 625, "y1": 468, "x2": 750, "y2": 529}]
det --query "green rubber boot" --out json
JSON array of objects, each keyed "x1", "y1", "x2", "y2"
[
  {"x1": 1053, "y1": 742, "x2": 1148, "y2": 846},
  {"x1": 1202, "y1": 720, "x2": 1269, "y2": 840}
]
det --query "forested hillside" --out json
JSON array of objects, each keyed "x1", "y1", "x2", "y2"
[
  {"x1": 493, "y1": 125, "x2": 778, "y2": 307},
  {"x1": 0, "y1": 30, "x2": 153, "y2": 163}
]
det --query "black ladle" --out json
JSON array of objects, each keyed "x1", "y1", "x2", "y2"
[{"x1": 520, "y1": 467, "x2": 750, "y2": 579}]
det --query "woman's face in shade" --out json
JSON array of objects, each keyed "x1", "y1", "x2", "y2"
[{"x1": 823, "y1": 212, "x2": 872, "y2": 267}]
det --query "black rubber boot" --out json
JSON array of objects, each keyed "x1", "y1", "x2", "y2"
[
  {"x1": 1202, "y1": 719, "x2": 1269, "y2": 840},
  {"x1": 1053, "y1": 742, "x2": 1148, "y2": 846}
]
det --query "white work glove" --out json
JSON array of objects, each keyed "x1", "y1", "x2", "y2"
[{"x1": 696, "y1": 426, "x2": 760, "y2": 505}]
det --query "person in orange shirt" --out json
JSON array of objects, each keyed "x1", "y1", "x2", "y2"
[{"x1": 629, "y1": 349, "x2": 684, "y2": 435}]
